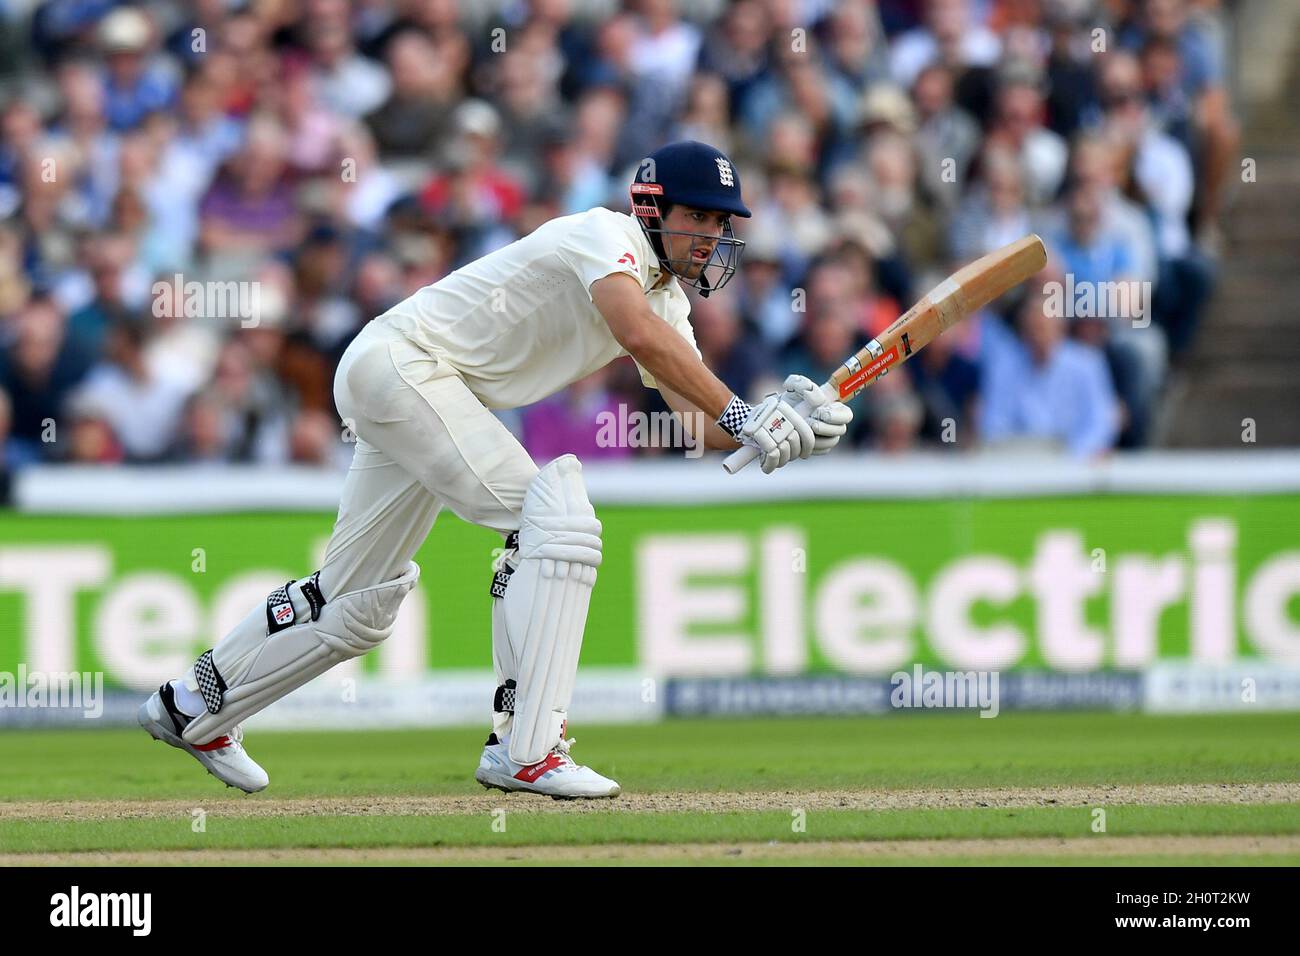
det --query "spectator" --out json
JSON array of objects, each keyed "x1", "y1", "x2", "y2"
[
  {"x1": 819, "y1": 240, "x2": 901, "y2": 339},
  {"x1": 628, "y1": 0, "x2": 702, "y2": 124},
  {"x1": 492, "y1": 39, "x2": 567, "y2": 193},
  {"x1": 781, "y1": 303, "x2": 873, "y2": 447},
  {"x1": 863, "y1": 129, "x2": 944, "y2": 268},
  {"x1": 50, "y1": 59, "x2": 118, "y2": 230},
  {"x1": 0, "y1": 225, "x2": 27, "y2": 316},
  {"x1": 1121, "y1": 0, "x2": 1239, "y2": 239},
  {"x1": 159, "y1": 82, "x2": 241, "y2": 260},
  {"x1": 571, "y1": 86, "x2": 629, "y2": 187},
  {"x1": 912, "y1": 64, "x2": 981, "y2": 210},
  {"x1": 1043, "y1": 1, "x2": 1101, "y2": 138},
  {"x1": 64, "y1": 397, "x2": 125, "y2": 464},
  {"x1": 1050, "y1": 182, "x2": 1165, "y2": 448},
  {"x1": 577, "y1": 15, "x2": 664, "y2": 165},
  {"x1": 696, "y1": 0, "x2": 771, "y2": 118},
  {"x1": 755, "y1": 162, "x2": 835, "y2": 280},
  {"x1": 302, "y1": 0, "x2": 392, "y2": 119},
  {"x1": 987, "y1": 73, "x2": 1069, "y2": 206},
  {"x1": 673, "y1": 73, "x2": 734, "y2": 157},
  {"x1": 737, "y1": 226, "x2": 798, "y2": 349},
  {"x1": 905, "y1": 323, "x2": 980, "y2": 448},
  {"x1": 872, "y1": 385, "x2": 926, "y2": 454},
  {"x1": 288, "y1": 407, "x2": 350, "y2": 468},
  {"x1": 70, "y1": 318, "x2": 192, "y2": 462},
  {"x1": 1140, "y1": 35, "x2": 1195, "y2": 151},
  {"x1": 274, "y1": 58, "x2": 345, "y2": 177},
  {"x1": 949, "y1": 144, "x2": 1036, "y2": 261},
  {"x1": 823, "y1": 1, "x2": 891, "y2": 91},
  {"x1": 981, "y1": 283, "x2": 1120, "y2": 459},
  {"x1": 173, "y1": 389, "x2": 233, "y2": 463},
  {"x1": 199, "y1": 113, "x2": 304, "y2": 267},
  {"x1": 13, "y1": 139, "x2": 88, "y2": 291},
  {"x1": 145, "y1": 272, "x2": 222, "y2": 395},
  {"x1": 890, "y1": 0, "x2": 1001, "y2": 98},
  {"x1": 97, "y1": 7, "x2": 178, "y2": 132},
  {"x1": 202, "y1": 335, "x2": 292, "y2": 463},
  {"x1": 1095, "y1": 51, "x2": 1193, "y2": 261},
  {"x1": 1044, "y1": 133, "x2": 1158, "y2": 287},
  {"x1": 65, "y1": 232, "x2": 137, "y2": 356},
  {"x1": 330, "y1": 121, "x2": 404, "y2": 233},
  {"x1": 203, "y1": 11, "x2": 275, "y2": 118},
  {"x1": 419, "y1": 100, "x2": 526, "y2": 256},
  {"x1": 739, "y1": 38, "x2": 857, "y2": 155},
  {"x1": 1094, "y1": 49, "x2": 1213, "y2": 361},
  {"x1": 350, "y1": 251, "x2": 405, "y2": 320},
  {"x1": 0, "y1": 295, "x2": 94, "y2": 460},
  {"x1": 536, "y1": 123, "x2": 613, "y2": 218},
  {"x1": 113, "y1": 123, "x2": 209, "y2": 274},
  {"x1": 282, "y1": 225, "x2": 361, "y2": 410},
  {"x1": 365, "y1": 28, "x2": 467, "y2": 163}
]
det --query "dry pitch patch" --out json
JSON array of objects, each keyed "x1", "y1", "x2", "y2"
[
  {"x1": 3, "y1": 834, "x2": 1299, "y2": 866},
  {"x1": 2, "y1": 782, "x2": 1297, "y2": 821}
]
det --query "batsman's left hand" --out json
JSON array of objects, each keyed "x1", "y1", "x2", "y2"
[{"x1": 782, "y1": 374, "x2": 853, "y2": 455}]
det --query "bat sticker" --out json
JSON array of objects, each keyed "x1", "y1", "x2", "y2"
[
  {"x1": 901, "y1": 332, "x2": 912, "y2": 356},
  {"x1": 838, "y1": 346, "x2": 899, "y2": 398}
]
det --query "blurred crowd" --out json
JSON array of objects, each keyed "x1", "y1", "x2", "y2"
[{"x1": 0, "y1": 0, "x2": 1238, "y2": 476}]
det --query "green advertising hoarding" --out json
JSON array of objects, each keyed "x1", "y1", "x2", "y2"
[{"x1": 2, "y1": 493, "x2": 1298, "y2": 691}]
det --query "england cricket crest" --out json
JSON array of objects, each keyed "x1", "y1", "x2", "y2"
[{"x1": 716, "y1": 157, "x2": 734, "y2": 186}]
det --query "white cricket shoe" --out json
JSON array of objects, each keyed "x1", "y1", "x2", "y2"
[
  {"x1": 138, "y1": 682, "x2": 269, "y2": 793},
  {"x1": 475, "y1": 732, "x2": 621, "y2": 799}
]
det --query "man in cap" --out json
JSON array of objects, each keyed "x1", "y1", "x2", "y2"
[{"x1": 139, "y1": 140, "x2": 852, "y2": 798}]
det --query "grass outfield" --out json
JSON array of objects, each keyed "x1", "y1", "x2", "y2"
[{"x1": 1, "y1": 711, "x2": 1298, "y2": 865}]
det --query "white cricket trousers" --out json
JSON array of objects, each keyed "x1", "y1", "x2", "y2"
[{"x1": 319, "y1": 318, "x2": 540, "y2": 600}]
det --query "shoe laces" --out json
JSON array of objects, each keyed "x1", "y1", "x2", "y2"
[
  {"x1": 219, "y1": 725, "x2": 245, "y2": 752},
  {"x1": 551, "y1": 736, "x2": 578, "y2": 766}
]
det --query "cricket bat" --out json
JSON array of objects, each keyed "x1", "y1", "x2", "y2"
[{"x1": 722, "y1": 233, "x2": 1048, "y2": 474}]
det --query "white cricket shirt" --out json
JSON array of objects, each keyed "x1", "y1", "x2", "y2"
[{"x1": 375, "y1": 207, "x2": 699, "y2": 409}]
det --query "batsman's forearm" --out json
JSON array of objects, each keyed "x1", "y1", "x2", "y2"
[{"x1": 624, "y1": 327, "x2": 734, "y2": 420}]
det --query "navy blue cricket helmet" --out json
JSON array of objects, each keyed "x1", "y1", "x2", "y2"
[{"x1": 629, "y1": 140, "x2": 750, "y2": 297}]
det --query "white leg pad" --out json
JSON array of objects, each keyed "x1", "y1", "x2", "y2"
[
  {"x1": 181, "y1": 562, "x2": 420, "y2": 744},
  {"x1": 501, "y1": 455, "x2": 602, "y2": 766}
]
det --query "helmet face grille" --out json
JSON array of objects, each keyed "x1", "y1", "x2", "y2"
[
  {"x1": 630, "y1": 186, "x2": 746, "y2": 297},
  {"x1": 647, "y1": 219, "x2": 745, "y2": 297}
]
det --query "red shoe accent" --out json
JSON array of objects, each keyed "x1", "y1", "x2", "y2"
[
  {"x1": 193, "y1": 736, "x2": 232, "y2": 751},
  {"x1": 515, "y1": 752, "x2": 565, "y2": 783}
]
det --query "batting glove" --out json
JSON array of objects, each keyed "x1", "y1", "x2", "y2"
[
  {"x1": 781, "y1": 374, "x2": 853, "y2": 455},
  {"x1": 717, "y1": 393, "x2": 815, "y2": 474}
]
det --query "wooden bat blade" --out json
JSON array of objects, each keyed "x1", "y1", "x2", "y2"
[
  {"x1": 722, "y1": 234, "x2": 1047, "y2": 474},
  {"x1": 832, "y1": 233, "x2": 1047, "y2": 402}
]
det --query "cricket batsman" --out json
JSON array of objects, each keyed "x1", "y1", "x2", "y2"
[{"x1": 138, "y1": 141, "x2": 853, "y2": 798}]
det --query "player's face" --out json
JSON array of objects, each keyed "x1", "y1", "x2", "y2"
[{"x1": 661, "y1": 205, "x2": 730, "y2": 279}]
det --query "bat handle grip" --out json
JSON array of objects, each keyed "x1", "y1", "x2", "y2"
[
  {"x1": 721, "y1": 393, "x2": 821, "y2": 474},
  {"x1": 721, "y1": 443, "x2": 759, "y2": 474}
]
